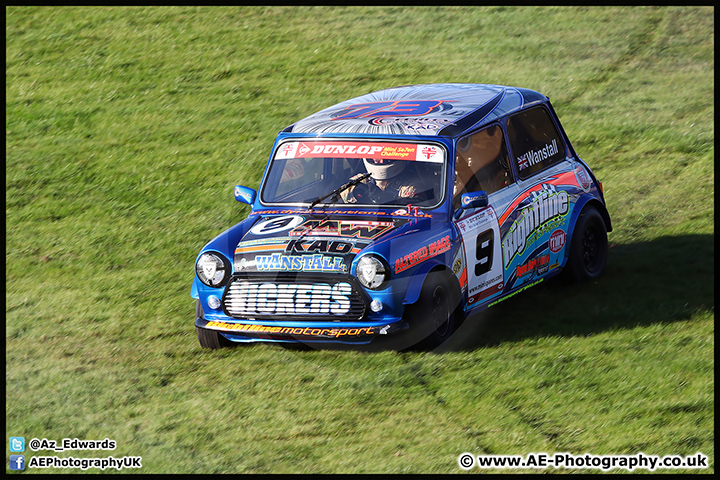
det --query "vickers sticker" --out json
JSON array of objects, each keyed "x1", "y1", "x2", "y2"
[{"x1": 227, "y1": 281, "x2": 353, "y2": 316}]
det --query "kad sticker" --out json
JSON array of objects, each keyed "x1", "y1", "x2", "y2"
[{"x1": 285, "y1": 239, "x2": 356, "y2": 254}]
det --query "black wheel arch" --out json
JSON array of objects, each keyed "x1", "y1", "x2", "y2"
[
  {"x1": 563, "y1": 201, "x2": 609, "y2": 282},
  {"x1": 586, "y1": 198, "x2": 612, "y2": 233}
]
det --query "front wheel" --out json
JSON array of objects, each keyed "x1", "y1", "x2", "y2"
[
  {"x1": 195, "y1": 299, "x2": 233, "y2": 349},
  {"x1": 403, "y1": 271, "x2": 461, "y2": 350},
  {"x1": 565, "y1": 206, "x2": 608, "y2": 282}
]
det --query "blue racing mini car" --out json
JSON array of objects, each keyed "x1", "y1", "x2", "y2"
[{"x1": 192, "y1": 83, "x2": 611, "y2": 349}]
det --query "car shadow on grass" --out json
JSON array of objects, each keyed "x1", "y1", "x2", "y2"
[{"x1": 443, "y1": 234, "x2": 714, "y2": 352}]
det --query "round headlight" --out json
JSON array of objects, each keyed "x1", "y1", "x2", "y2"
[
  {"x1": 356, "y1": 255, "x2": 387, "y2": 290},
  {"x1": 196, "y1": 252, "x2": 230, "y2": 288}
]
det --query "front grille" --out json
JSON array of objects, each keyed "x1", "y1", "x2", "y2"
[{"x1": 222, "y1": 273, "x2": 367, "y2": 321}]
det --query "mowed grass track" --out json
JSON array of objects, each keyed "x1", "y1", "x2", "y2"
[{"x1": 6, "y1": 6, "x2": 713, "y2": 473}]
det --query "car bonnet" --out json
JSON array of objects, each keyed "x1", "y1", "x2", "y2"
[{"x1": 232, "y1": 212, "x2": 415, "y2": 275}]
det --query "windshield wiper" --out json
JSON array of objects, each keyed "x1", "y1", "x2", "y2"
[{"x1": 309, "y1": 172, "x2": 371, "y2": 210}]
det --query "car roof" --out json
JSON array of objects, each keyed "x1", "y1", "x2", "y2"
[{"x1": 283, "y1": 83, "x2": 548, "y2": 138}]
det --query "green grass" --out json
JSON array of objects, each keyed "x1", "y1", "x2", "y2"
[{"x1": 6, "y1": 6, "x2": 714, "y2": 474}]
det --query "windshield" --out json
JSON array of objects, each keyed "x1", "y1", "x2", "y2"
[{"x1": 261, "y1": 140, "x2": 446, "y2": 207}]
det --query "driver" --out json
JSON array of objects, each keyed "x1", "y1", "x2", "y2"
[{"x1": 342, "y1": 158, "x2": 431, "y2": 205}]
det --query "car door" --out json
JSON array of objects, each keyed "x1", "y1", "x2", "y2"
[
  {"x1": 500, "y1": 104, "x2": 570, "y2": 289},
  {"x1": 452, "y1": 124, "x2": 518, "y2": 308}
]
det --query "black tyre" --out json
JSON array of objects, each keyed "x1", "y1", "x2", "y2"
[
  {"x1": 403, "y1": 271, "x2": 460, "y2": 350},
  {"x1": 195, "y1": 299, "x2": 233, "y2": 349},
  {"x1": 565, "y1": 206, "x2": 608, "y2": 282}
]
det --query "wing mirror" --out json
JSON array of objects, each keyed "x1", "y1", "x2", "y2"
[
  {"x1": 461, "y1": 191, "x2": 488, "y2": 209},
  {"x1": 234, "y1": 185, "x2": 256, "y2": 205},
  {"x1": 454, "y1": 191, "x2": 488, "y2": 219}
]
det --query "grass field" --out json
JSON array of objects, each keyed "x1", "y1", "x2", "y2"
[{"x1": 6, "y1": 6, "x2": 714, "y2": 473}]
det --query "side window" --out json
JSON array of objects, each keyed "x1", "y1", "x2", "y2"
[
  {"x1": 507, "y1": 106, "x2": 566, "y2": 179},
  {"x1": 453, "y1": 124, "x2": 512, "y2": 209}
]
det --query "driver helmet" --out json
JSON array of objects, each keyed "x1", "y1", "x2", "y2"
[{"x1": 363, "y1": 158, "x2": 407, "y2": 180}]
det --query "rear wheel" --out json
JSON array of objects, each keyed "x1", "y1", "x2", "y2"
[
  {"x1": 565, "y1": 206, "x2": 608, "y2": 281},
  {"x1": 195, "y1": 299, "x2": 233, "y2": 349}
]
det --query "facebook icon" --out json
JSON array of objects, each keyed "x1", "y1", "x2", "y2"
[{"x1": 10, "y1": 455, "x2": 25, "y2": 470}]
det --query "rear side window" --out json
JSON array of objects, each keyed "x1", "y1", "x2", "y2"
[{"x1": 507, "y1": 106, "x2": 566, "y2": 179}]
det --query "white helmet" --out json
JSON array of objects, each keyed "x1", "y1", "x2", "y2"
[{"x1": 363, "y1": 158, "x2": 407, "y2": 180}]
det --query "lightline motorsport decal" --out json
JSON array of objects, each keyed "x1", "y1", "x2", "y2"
[{"x1": 502, "y1": 184, "x2": 569, "y2": 269}]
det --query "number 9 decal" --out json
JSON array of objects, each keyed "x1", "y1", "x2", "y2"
[
  {"x1": 457, "y1": 208, "x2": 504, "y2": 306},
  {"x1": 475, "y1": 229, "x2": 494, "y2": 277}
]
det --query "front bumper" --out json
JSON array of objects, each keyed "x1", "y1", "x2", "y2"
[{"x1": 195, "y1": 316, "x2": 409, "y2": 344}]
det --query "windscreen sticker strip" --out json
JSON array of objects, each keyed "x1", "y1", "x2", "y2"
[{"x1": 275, "y1": 141, "x2": 444, "y2": 163}]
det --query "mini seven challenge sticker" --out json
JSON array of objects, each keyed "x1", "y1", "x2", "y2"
[{"x1": 276, "y1": 140, "x2": 444, "y2": 163}]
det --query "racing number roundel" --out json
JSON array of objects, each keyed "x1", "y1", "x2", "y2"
[{"x1": 250, "y1": 215, "x2": 304, "y2": 236}]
